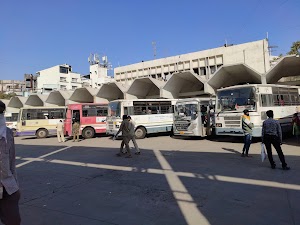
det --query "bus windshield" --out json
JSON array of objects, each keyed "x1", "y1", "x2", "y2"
[
  {"x1": 217, "y1": 87, "x2": 256, "y2": 112},
  {"x1": 108, "y1": 102, "x2": 121, "y2": 117},
  {"x1": 175, "y1": 103, "x2": 198, "y2": 121}
]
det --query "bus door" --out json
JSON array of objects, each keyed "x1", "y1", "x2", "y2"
[{"x1": 199, "y1": 103, "x2": 211, "y2": 136}]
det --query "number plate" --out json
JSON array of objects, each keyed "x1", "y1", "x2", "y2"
[{"x1": 179, "y1": 131, "x2": 185, "y2": 134}]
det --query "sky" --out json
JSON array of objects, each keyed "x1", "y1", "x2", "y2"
[{"x1": 0, "y1": 0, "x2": 299, "y2": 80}]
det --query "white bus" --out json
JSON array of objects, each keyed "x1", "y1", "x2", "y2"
[
  {"x1": 106, "y1": 99, "x2": 177, "y2": 139},
  {"x1": 17, "y1": 106, "x2": 66, "y2": 138},
  {"x1": 173, "y1": 98, "x2": 215, "y2": 137},
  {"x1": 215, "y1": 84, "x2": 300, "y2": 137},
  {"x1": 5, "y1": 111, "x2": 19, "y2": 136}
]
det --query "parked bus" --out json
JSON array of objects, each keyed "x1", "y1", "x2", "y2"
[
  {"x1": 64, "y1": 103, "x2": 108, "y2": 139},
  {"x1": 16, "y1": 106, "x2": 66, "y2": 138},
  {"x1": 215, "y1": 84, "x2": 300, "y2": 137},
  {"x1": 173, "y1": 97, "x2": 215, "y2": 137},
  {"x1": 106, "y1": 99, "x2": 177, "y2": 139}
]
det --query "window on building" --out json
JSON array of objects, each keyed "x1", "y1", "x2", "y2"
[
  {"x1": 193, "y1": 68, "x2": 199, "y2": 75},
  {"x1": 72, "y1": 86, "x2": 77, "y2": 90},
  {"x1": 200, "y1": 67, "x2": 206, "y2": 75},
  {"x1": 60, "y1": 77, "x2": 67, "y2": 82},
  {"x1": 72, "y1": 78, "x2": 77, "y2": 82},
  {"x1": 210, "y1": 66, "x2": 216, "y2": 74},
  {"x1": 60, "y1": 85, "x2": 67, "y2": 90},
  {"x1": 59, "y1": 66, "x2": 69, "y2": 74}
]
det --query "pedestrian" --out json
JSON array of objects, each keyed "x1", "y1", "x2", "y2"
[
  {"x1": 241, "y1": 109, "x2": 254, "y2": 157},
  {"x1": 72, "y1": 120, "x2": 80, "y2": 142},
  {"x1": 114, "y1": 115, "x2": 132, "y2": 158},
  {"x1": 127, "y1": 116, "x2": 140, "y2": 155},
  {"x1": 291, "y1": 113, "x2": 300, "y2": 143},
  {"x1": 0, "y1": 100, "x2": 21, "y2": 225},
  {"x1": 56, "y1": 120, "x2": 65, "y2": 143},
  {"x1": 262, "y1": 110, "x2": 290, "y2": 170}
]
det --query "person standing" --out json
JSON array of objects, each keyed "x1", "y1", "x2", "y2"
[
  {"x1": 262, "y1": 110, "x2": 290, "y2": 170},
  {"x1": 127, "y1": 116, "x2": 140, "y2": 155},
  {"x1": 0, "y1": 100, "x2": 21, "y2": 225},
  {"x1": 241, "y1": 109, "x2": 254, "y2": 157},
  {"x1": 72, "y1": 120, "x2": 80, "y2": 142},
  {"x1": 114, "y1": 115, "x2": 132, "y2": 158},
  {"x1": 56, "y1": 120, "x2": 65, "y2": 143}
]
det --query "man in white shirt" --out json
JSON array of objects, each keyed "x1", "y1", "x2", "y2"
[
  {"x1": 0, "y1": 100, "x2": 21, "y2": 225},
  {"x1": 56, "y1": 120, "x2": 65, "y2": 143}
]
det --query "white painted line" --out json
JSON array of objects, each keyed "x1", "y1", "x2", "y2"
[{"x1": 16, "y1": 146, "x2": 72, "y2": 168}]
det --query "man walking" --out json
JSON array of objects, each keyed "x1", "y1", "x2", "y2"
[
  {"x1": 114, "y1": 115, "x2": 132, "y2": 158},
  {"x1": 56, "y1": 120, "x2": 65, "y2": 143},
  {"x1": 262, "y1": 110, "x2": 290, "y2": 170},
  {"x1": 0, "y1": 100, "x2": 21, "y2": 225},
  {"x1": 127, "y1": 116, "x2": 140, "y2": 155},
  {"x1": 72, "y1": 120, "x2": 80, "y2": 142},
  {"x1": 241, "y1": 109, "x2": 253, "y2": 157}
]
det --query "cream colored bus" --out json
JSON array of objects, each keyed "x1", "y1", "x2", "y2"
[{"x1": 16, "y1": 106, "x2": 66, "y2": 138}]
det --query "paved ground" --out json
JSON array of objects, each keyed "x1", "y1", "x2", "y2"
[{"x1": 12, "y1": 134, "x2": 300, "y2": 225}]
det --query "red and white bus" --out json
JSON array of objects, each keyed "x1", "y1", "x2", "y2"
[{"x1": 64, "y1": 103, "x2": 108, "y2": 139}]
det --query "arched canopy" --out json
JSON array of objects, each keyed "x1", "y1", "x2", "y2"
[
  {"x1": 161, "y1": 71, "x2": 207, "y2": 99},
  {"x1": 96, "y1": 82, "x2": 127, "y2": 101},
  {"x1": 263, "y1": 55, "x2": 300, "y2": 84},
  {"x1": 46, "y1": 90, "x2": 73, "y2": 106},
  {"x1": 69, "y1": 87, "x2": 98, "y2": 103},
  {"x1": 207, "y1": 64, "x2": 262, "y2": 90},
  {"x1": 7, "y1": 96, "x2": 27, "y2": 108},
  {"x1": 125, "y1": 77, "x2": 164, "y2": 99},
  {"x1": 25, "y1": 94, "x2": 48, "y2": 106}
]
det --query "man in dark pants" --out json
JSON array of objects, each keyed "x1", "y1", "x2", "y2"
[
  {"x1": 0, "y1": 100, "x2": 21, "y2": 225},
  {"x1": 241, "y1": 109, "x2": 254, "y2": 157},
  {"x1": 262, "y1": 110, "x2": 290, "y2": 170}
]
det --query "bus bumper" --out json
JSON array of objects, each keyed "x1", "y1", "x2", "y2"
[{"x1": 215, "y1": 127, "x2": 262, "y2": 137}]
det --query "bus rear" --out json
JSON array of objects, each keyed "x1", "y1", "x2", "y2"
[{"x1": 65, "y1": 103, "x2": 108, "y2": 139}]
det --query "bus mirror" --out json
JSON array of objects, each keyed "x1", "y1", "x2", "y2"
[{"x1": 22, "y1": 121, "x2": 26, "y2": 126}]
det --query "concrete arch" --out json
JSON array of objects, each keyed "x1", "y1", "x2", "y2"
[
  {"x1": 25, "y1": 94, "x2": 48, "y2": 106},
  {"x1": 206, "y1": 64, "x2": 262, "y2": 91},
  {"x1": 96, "y1": 82, "x2": 127, "y2": 101},
  {"x1": 69, "y1": 87, "x2": 100, "y2": 103},
  {"x1": 263, "y1": 55, "x2": 300, "y2": 84},
  {"x1": 46, "y1": 90, "x2": 74, "y2": 106},
  {"x1": 161, "y1": 71, "x2": 207, "y2": 99},
  {"x1": 7, "y1": 96, "x2": 27, "y2": 109},
  {"x1": 125, "y1": 77, "x2": 165, "y2": 99}
]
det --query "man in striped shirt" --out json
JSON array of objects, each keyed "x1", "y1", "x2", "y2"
[
  {"x1": 0, "y1": 100, "x2": 21, "y2": 225},
  {"x1": 262, "y1": 110, "x2": 290, "y2": 170}
]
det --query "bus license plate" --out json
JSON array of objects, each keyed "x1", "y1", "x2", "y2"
[{"x1": 180, "y1": 131, "x2": 185, "y2": 134}]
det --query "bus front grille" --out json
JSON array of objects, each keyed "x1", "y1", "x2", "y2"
[{"x1": 224, "y1": 116, "x2": 241, "y2": 127}]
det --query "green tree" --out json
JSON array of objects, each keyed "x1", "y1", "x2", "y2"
[
  {"x1": 287, "y1": 41, "x2": 300, "y2": 55},
  {"x1": 0, "y1": 92, "x2": 16, "y2": 100}
]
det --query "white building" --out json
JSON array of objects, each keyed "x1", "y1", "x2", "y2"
[
  {"x1": 114, "y1": 39, "x2": 270, "y2": 85},
  {"x1": 36, "y1": 64, "x2": 83, "y2": 94}
]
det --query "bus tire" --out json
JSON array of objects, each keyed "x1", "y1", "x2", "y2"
[
  {"x1": 82, "y1": 127, "x2": 95, "y2": 139},
  {"x1": 135, "y1": 127, "x2": 146, "y2": 139},
  {"x1": 36, "y1": 128, "x2": 48, "y2": 138}
]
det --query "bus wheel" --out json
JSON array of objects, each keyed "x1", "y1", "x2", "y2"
[
  {"x1": 82, "y1": 127, "x2": 95, "y2": 139},
  {"x1": 135, "y1": 127, "x2": 146, "y2": 139},
  {"x1": 36, "y1": 128, "x2": 48, "y2": 138}
]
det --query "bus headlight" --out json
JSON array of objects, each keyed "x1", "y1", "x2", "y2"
[
  {"x1": 216, "y1": 123, "x2": 222, "y2": 127},
  {"x1": 116, "y1": 125, "x2": 120, "y2": 128}
]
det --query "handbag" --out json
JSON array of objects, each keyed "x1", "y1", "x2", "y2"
[{"x1": 261, "y1": 143, "x2": 267, "y2": 162}]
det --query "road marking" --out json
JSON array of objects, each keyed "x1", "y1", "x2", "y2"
[{"x1": 16, "y1": 146, "x2": 72, "y2": 168}]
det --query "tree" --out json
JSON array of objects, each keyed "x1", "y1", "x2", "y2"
[
  {"x1": 0, "y1": 92, "x2": 16, "y2": 100},
  {"x1": 287, "y1": 41, "x2": 300, "y2": 55}
]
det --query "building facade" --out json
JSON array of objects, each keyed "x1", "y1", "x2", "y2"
[
  {"x1": 114, "y1": 39, "x2": 270, "y2": 85},
  {"x1": 36, "y1": 64, "x2": 83, "y2": 94},
  {"x1": 0, "y1": 80, "x2": 25, "y2": 96}
]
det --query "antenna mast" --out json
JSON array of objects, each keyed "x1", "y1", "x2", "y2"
[{"x1": 152, "y1": 41, "x2": 157, "y2": 59}]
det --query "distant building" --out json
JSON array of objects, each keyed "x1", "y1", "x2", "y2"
[
  {"x1": 0, "y1": 80, "x2": 25, "y2": 96},
  {"x1": 36, "y1": 64, "x2": 83, "y2": 94},
  {"x1": 114, "y1": 39, "x2": 271, "y2": 85}
]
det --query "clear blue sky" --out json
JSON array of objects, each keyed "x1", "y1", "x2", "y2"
[{"x1": 0, "y1": 0, "x2": 299, "y2": 80}]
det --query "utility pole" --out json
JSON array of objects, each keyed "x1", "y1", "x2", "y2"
[{"x1": 152, "y1": 41, "x2": 157, "y2": 59}]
